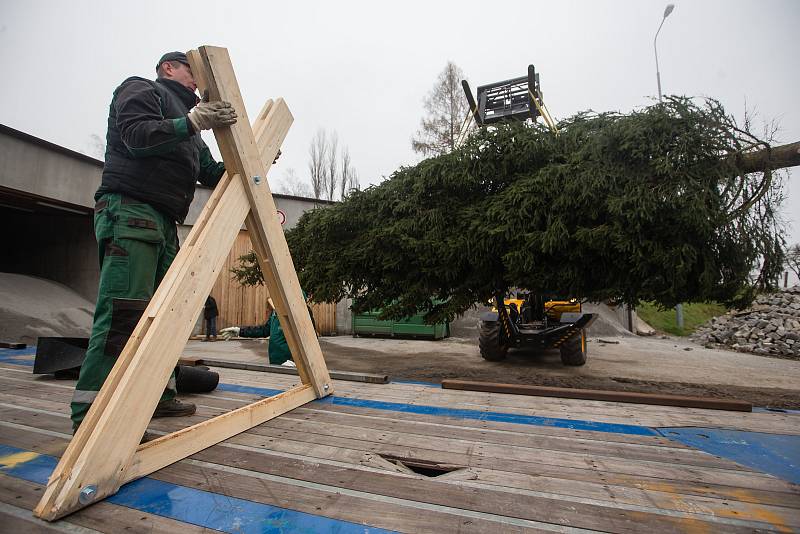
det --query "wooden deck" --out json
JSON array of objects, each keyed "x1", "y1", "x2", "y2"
[{"x1": 0, "y1": 355, "x2": 798, "y2": 533}]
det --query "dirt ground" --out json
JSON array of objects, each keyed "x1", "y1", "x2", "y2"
[{"x1": 186, "y1": 330, "x2": 800, "y2": 409}]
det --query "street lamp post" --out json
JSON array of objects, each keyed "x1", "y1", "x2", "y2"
[
  {"x1": 654, "y1": 4, "x2": 682, "y2": 329},
  {"x1": 654, "y1": 3, "x2": 675, "y2": 102}
]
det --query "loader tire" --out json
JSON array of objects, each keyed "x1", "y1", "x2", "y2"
[
  {"x1": 560, "y1": 330, "x2": 587, "y2": 366},
  {"x1": 479, "y1": 322, "x2": 508, "y2": 361}
]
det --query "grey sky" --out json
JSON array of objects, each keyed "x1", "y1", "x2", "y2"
[{"x1": 2, "y1": 0, "x2": 798, "y2": 247}]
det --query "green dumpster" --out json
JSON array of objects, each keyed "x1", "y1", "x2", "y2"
[{"x1": 352, "y1": 310, "x2": 449, "y2": 339}]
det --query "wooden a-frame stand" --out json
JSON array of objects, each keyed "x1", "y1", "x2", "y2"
[{"x1": 34, "y1": 46, "x2": 333, "y2": 521}]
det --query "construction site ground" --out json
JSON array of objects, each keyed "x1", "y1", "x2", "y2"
[
  {"x1": 1, "y1": 345, "x2": 799, "y2": 533},
  {"x1": 184, "y1": 333, "x2": 800, "y2": 410}
]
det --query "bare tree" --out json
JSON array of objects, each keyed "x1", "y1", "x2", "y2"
[
  {"x1": 411, "y1": 61, "x2": 470, "y2": 157},
  {"x1": 87, "y1": 133, "x2": 106, "y2": 159},
  {"x1": 786, "y1": 244, "x2": 800, "y2": 280},
  {"x1": 325, "y1": 131, "x2": 339, "y2": 200},
  {"x1": 307, "y1": 128, "x2": 360, "y2": 201},
  {"x1": 339, "y1": 146, "x2": 352, "y2": 199},
  {"x1": 346, "y1": 168, "x2": 360, "y2": 197},
  {"x1": 273, "y1": 167, "x2": 313, "y2": 197},
  {"x1": 308, "y1": 129, "x2": 327, "y2": 199}
]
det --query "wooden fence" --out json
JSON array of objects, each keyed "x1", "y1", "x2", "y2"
[{"x1": 202, "y1": 230, "x2": 336, "y2": 335}]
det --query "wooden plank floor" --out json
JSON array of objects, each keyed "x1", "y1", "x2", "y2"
[{"x1": 0, "y1": 360, "x2": 798, "y2": 533}]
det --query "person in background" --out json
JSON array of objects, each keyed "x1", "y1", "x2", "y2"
[
  {"x1": 220, "y1": 293, "x2": 316, "y2": 366},
  {"x1": 203, "y1": 295, "x2": 219, "y2": 341}
]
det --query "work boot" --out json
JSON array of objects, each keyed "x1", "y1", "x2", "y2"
[{"x1": 153, "y1": 398, "x2": 196, "y2": 418}]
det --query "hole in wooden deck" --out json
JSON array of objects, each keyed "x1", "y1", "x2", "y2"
[{"x1": 379, "y1": 454, "x2": 463, "y2": 477}]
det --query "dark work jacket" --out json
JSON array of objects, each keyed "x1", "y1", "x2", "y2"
[
  {"x1": 204, "y1": 296, "x2": 218, "y2": 320},
  {"x1": 96, "y1": 77, "x2": 225, "y2": 222}
]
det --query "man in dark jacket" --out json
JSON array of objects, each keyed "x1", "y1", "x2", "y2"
[
  {"x1": 70, "y1": 52, "x2": 237, "y2": 433},
  {"x1": 203, "y1": 295, "x2": 219, "y2": 341}
]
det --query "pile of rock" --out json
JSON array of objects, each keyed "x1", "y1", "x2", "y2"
[{"x1": 691, "y1": 286, "x2": 800, "y2": 359}]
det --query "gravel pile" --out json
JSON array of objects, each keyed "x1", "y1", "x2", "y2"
[
  {"x1": 0, "y1": 273, "x2": 94, "y2": 344},
  {"x1": 691, "y1": 286, "x2": 800, "y2": 359}
]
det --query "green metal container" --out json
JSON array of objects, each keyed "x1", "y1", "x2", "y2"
[{"x1": 352, "y1": 310, "x2": 450, "y2": 339}]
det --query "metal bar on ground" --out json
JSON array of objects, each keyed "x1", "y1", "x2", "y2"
[{"x1": 189, "y1": 357, "x2": 389, "y2": 384}]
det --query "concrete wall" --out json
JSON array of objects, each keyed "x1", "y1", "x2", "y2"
[
  {"x1": 184, "y1": 185, "x2": 333, "y2": 227},
  {"x1": 0, "y1": 209, "x2": 98, "y2": 301},
  {"x1": 0, "y1": 125, "x2": 102, "y2": 209},
  {"x1": 0, "y1": 125, "x2": 101, "y2": 301},
  {"x1": 0, "y1": 123, "x2": 344, "y2": 328}
]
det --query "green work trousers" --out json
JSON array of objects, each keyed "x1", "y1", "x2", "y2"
[{"x1": 70, "y1": 193, "x2": 179, "y2": 429}]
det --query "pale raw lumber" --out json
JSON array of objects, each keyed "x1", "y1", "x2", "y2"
[{"x1": 34, "y1": 46, "x2": 332, "y2": 521}]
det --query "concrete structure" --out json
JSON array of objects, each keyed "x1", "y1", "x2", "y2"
[{"x1": 0, "y1": 123, "x2": 338, "y2": 325}]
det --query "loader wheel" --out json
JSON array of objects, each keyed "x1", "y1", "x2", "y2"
[
  {"x1": 479, "y1": 322, "x2": 508, "y2": 361},
  {"x1": 560, "y1": 329, "x2": 587, "y2": 366}
]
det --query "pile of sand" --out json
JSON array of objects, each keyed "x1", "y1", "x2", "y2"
[{"x1": 0, "y1": 273, "x2": 94, "y2": 344}]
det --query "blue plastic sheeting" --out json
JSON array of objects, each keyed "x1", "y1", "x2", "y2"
[
  {"x1": 227, "y1": 382, "x2": 656, "y2": 436},
  {"x1": 217, "y1": 382, "x2": 656, "y2": 436},
  {"x1": 217, "y1": 383, "x2": 284, "y2": 397},
  {"x1": 19, "y1": 352, "x2": 655, "y2": 436},
  {"x1": 0, "y1": 347, "x2": 36, "y2": 365},
  {"x1": 0, "y1": 444, "x2": 397, "y2": 534},
  {"x1": 318, "y1": 395, "x2": 658, "y2": 436},
  {"x1": 659, "y1": 427, "x2": 800, "y2": 484}
]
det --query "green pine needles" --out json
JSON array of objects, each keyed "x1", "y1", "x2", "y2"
[{"x1": 238, "y1": 97, "x2": 786, "y2": 323}]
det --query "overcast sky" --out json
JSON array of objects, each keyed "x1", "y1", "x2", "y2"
[{"x1": 2, "y1": 0, "x2": 798, "y2": 246}]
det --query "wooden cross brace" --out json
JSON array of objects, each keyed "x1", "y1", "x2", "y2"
[{"x1": 34, "y1": 46, "x2": 333, "y2": 521}]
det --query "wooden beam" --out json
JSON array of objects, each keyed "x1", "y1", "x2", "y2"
[
  {"x1": 34, "y1": 171, "x2": 252, "y2": 521},
  {"x1": 125, "y1": 384, "x2": 316, "y2": 482},
  {"x1": 195, "y1": 46, "x2": 332, "y2": 397},
  {"x1": 441, "y1": 379, "x2": 753, "y2": 412},
  {"x1": 33, "y1": 47, "x2": 327, "y2": 521}
]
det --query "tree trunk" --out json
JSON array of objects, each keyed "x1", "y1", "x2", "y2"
[{"x1": 739, "y1": 141, "x2": 800, "y2": 174}]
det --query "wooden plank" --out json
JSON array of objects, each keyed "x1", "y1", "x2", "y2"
[
  {"x1": 242, "y1": 421, "x2": 789, "y2": 492},
  {"x1": 310, "y1": 302, "x2": 336, "y2": 335},
  {"x1": 2, "y1": 428, "x2": 537, "y2": 533},
  {"x1": 195, "y1": 45, "x2": 332, "y2": 396},
  {"x1": 34, "y1": 47, "x2": 316, "y2": 521},
  {"x1": 0, "y1": 475, "x2": 209, "y2": 534},
  {"x1": 265, "y1": 410, "x2": 738, "y2": 469},
  {"x1": 6, "y1": 411, "x2": 799, "y2": 514},
  {"x1": 125, "y1": 384, "x2": 316, "y2": 482},
  {"x1": 4, "y1": 370, "x2": 799, "y2": 520},
  {"x1": 0, "y1": 509, "x2": 67, "y2": 533},
  {"x1": 148, "y1": 460, "x2": 536, "y2": 534},
  {"x1": 35, "y1": 171, "x2": 253, "y2": 520},
  {"x1": 442, "y1": 379, "x2": 753, "y2": 412},
  {"x1": 6, "y1": 392, "x2": 800, "y2": 529},
  {"x1": 7, "y1": 382, "x2": 799, "y2": 512},
  {"x1": 186, "y1": 440, "x2": 787, "y2": 533}
]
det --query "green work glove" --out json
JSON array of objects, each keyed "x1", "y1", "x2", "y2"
[
  {"x1": 188, "y1": 91, "x2": 237, "y2": 131},
  {"x1": 219, "y1": 326, "x2": 240, "y2": 340}
]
